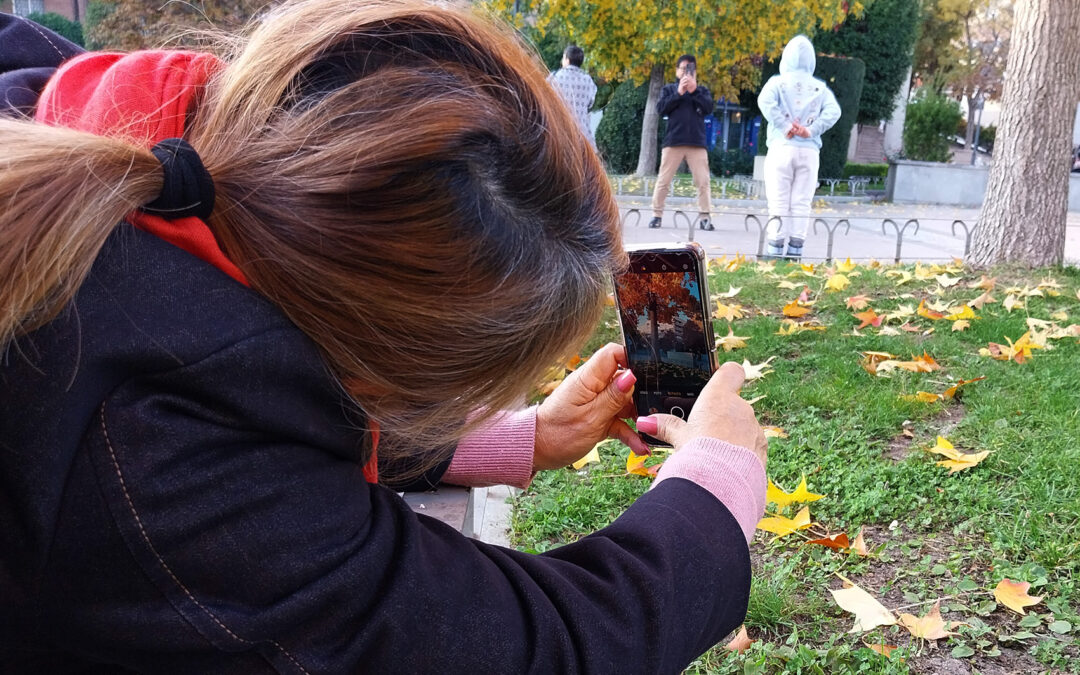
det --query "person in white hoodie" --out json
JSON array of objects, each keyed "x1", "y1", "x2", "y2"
[{"x1": 758, "y1": 35, "x2": 841, "y2": 261}]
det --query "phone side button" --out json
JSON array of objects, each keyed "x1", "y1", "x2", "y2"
[{"x1": 669, "y1": 406, "x2": 686, "y2": 419}]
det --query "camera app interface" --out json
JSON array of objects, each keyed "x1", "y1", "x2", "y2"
[{"x1": 615, "y1": 253, "x2": 711, "y2": 420}]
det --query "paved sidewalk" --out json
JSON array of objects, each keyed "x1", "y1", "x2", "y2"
[{"x1": 622, "y1": 197, "x2": 1080, "y2": 264}]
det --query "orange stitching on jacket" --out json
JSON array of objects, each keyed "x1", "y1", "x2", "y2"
[{"x1": 98, "y1": 403, "x2": 311, "y2": 675}]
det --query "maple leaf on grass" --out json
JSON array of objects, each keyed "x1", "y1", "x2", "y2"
[
  {"x1": 830, "y1": 575, "x2": 897, "y2": 633},
  {"x1": 716, "y1": 328, "x2": 749, "y2": 352},
  {"x1": 969, "y1": 275, "x2": 996, "y2": 291},
  {"x1": 757, "y1": 506, "x2": 814, "y2": 538},
  {"x1": 994, "y1": 579, "x2": 1043, "y2": 615},
  {"x1": 806, "y1": 532, "x2": 849, "y2": 550},
  {"x1": 853, "y1": 308, "x2": 883, "y2": 330},
  {"x1": 714, "y1": 302, "x2": 744, "y2": 321},
  {"x1": 926, "y1": 436, "x2": 991, "y2": 473},
  {"x1": 846, "y1": 294, "x2": 871, "y2": 310},
  {"x1": 898, "y1": 602, "x2": 965, "y2": 640},
  {"x1": 741, "y1": 357, "x2": 775, "y2": 381},
  {"x1": 767, "y1": 476, "x2": 823, "y2": 507},
  {"x1": 777, "y1": 279, "x2": 803, "y2": 290},
  {"x1": 571, "y1": 444, "x2": 601, "y2": 470},
  {"x1": 717, "y1": 285, "x2": 741, "y2": 299},
  {"x1": 835, "y1": 257, "x2": 857, "y2": 274},
  {"x1": 952, "y1": 319, "x2": 971, "y2": 332},
  {"x1": 864, "y1": 643, "x2": 899, "y2": 658},
  {"x1": 969, "y1": 290, "x2": 997, "y2": 309},
  {"x1": 782, "y1": 300, "x2": 812, "y2": 318},
  {"x1": 724, "y1": 626, "x2": 754, "y2": 653},
  {"x1": 851, "y1": 529, "x2": 869, "y2": 556},
  {"x1": 935, "y1": 274, "x2": 961, "y2": 288},
  {"x1": 942, "y1": 376, "x2": 986, "y2": 400},
  {"x1": 901, "y1": 391, "x2": 942, "y2": 403},
  {"x1": 625, "y1": 451, "x2": 661, "y2": 477},
  {"x1": 1003, "y1": 294, "x2": 1024, "y2": 312},
  {"x1": 763, "y1": 426, "x2": 787, "y2": 439},
  {"x1": 917, "y1": 299, "x2": 945, "y2": 320},
  {"x1": 776, "y1": 319, "x2": 825, "y2": 335},
  {"x1": 825, "y1": 273, "x2": 851, "y2": 292}
]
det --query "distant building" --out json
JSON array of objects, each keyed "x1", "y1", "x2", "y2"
[{"x1": 5, "y1": 0, "x2": 88, "y2": 22}]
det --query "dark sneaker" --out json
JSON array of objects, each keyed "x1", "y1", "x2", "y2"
[
  {"x1": 698, "y1": 218, "x2": 714, "y2": 231},
  {"x1": 786, "y1": 238, "x2": 804, "y2": 262},
  {"x1": 648, "y1": 217, "x2": 662, "y2": 229}
]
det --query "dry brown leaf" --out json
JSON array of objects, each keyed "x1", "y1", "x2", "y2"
[
  {"x1": 851, "y1": 529, "x2": 869, "y2": 556},
  {"x1": 898, "y1": 602, "x2": 964, "y2": 640},
  {"x1": 830, "y1": 576, "x2": 897, "y2": 633},
  {"x1": 865, "y1": 642, "x2": 899, "y2": 658},
  {"x1": 724, "y1": 626, "x2": 754, "y2": 653}
]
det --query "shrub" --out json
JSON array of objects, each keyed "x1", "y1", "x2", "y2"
[
  {"x1": 842, "y1": 163, "x2": 889, "y2": 179},
  {"x1": 755, "y1": 55, "x2": 865, "y2": 178},
  {"x1": 709, "y1": 148, "x2": 755, "y2": 177},
  {"x1": 27, "y1": 12, "x2": 84, "y2": 46},
  {"x1": 595, "y1": 81, "x2": 664, "y2": 174},
  {"x1": 903, "y1": 91, "x2": 962, "y2": 162}
]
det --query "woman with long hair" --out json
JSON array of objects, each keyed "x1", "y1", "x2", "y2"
[{"x1": 0, "y1": 2, "x2": 767, "y2": 671}]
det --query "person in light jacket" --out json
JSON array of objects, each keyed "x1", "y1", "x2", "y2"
[{"x1": 758, "y1": 35, "x2": 841, "y2": 261}]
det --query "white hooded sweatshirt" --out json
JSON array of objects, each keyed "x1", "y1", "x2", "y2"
[{"x1": 758, "y1": 35, "x2": 841, "y2": 151}]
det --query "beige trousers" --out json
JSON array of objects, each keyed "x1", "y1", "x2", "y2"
[{"x1": 651, "y1": 146, "x2": 711, "y2": 218}]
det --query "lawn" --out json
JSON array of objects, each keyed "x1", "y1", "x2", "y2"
[{"x1": 514, "y1": 257, "x2": 1080, "y2": 674}]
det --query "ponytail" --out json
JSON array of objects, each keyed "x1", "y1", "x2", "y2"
[{"x1": 0, "y1": 119, "x2": 162, "y2": 346}]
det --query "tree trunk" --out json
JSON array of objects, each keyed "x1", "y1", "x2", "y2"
[
  {"x1": 635, "y1": 64, "x2": 666, "y2": 177},
  {"x1": 964, "y1": 97, "x2": 977, "y2": 149},
  {"x1": 971, "y1": 0, "x2": 1080, "y2": 267}
]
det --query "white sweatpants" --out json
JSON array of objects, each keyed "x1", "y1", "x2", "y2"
[{"x1": 764, "y1": 145, "x2": 820, "y2": 243}]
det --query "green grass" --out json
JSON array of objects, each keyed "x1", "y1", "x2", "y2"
[{"x1": 514, "y1": 259, "x2": 1080, "y2": 673}]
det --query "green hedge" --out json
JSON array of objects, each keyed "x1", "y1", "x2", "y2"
[
  {"x1": 842, "y1": 163, "x2": 888, "y2": 179},
  {"x1": 756, "y1": 55, "x2": 865, "y2": 178},
  {"x1": 709, "y1": 148, "x2": 755, "y2": 177},
  {"x1": 27, "y1": 12, "x2": 84, "y2": 46},
  {"x1": 595, "y1": 81, "x2": 664, "y2": 175},
  {"x1": 903, "y1": 91, "x2": 961, "y2": 162}
]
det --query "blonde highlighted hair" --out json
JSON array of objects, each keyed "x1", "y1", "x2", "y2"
[{"x1": 0, "y1": 0, "x2": 623, "y2": 472}]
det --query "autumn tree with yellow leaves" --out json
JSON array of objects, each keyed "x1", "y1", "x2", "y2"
[{"x1": 489, "y1": 0, "x2": 857, "y2": 175}]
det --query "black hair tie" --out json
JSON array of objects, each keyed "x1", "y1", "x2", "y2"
[{"x1": 140, "y1": 138, "x2": 216, "y2": 220}]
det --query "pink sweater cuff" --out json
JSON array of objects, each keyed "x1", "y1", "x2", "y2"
[
  {"x1": 650, "y1": 438, "x2": 767, "y2": 545},
  {"x1": 441, "y1": 408, "x2": 537, "y2": 489}
]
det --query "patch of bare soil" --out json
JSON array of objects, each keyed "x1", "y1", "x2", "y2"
[
  {"x1": 843, "y1": 526, "x2": 1066, "y2": 675},
  {"x1": 885, "y1": 403, "x2": 967, "y2": 461}
]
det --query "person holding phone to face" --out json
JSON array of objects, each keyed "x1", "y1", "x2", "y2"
[{"x1": 649, "y1": 54, "x2": 715, "y2": 232}]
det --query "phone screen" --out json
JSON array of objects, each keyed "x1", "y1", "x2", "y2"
[{"x1": 614, "y1": 250, "x2": 713, "y2": 431}]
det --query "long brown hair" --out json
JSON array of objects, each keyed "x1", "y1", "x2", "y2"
[{"x1": 0, "y1": 0, "x2": 622, "y2": 470}]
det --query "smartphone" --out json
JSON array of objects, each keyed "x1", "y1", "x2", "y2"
[
  {"x1": 685, "y1": 62, "x2": 696, "y2": 77},
  {"x1": 612, "y1": 243, "x2": 718, "y2": 446}
]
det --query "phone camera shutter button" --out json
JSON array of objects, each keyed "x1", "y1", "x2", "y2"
[{"x1": 670, "y1": 406, "x2": 686, "y2": 419}]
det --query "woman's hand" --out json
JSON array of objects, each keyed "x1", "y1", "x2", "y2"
[
  {"x1": 533, "y1": 343, "x2": 649, "y2": 471},
  {"x1": 635, "y1": 361, "x2": 767, "y2": 466}
]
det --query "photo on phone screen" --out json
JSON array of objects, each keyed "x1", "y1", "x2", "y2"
[{"x1": 613, "y1": 246, "x2": 716, "y2": 444}]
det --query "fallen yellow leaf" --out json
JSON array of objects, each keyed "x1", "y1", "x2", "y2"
[
  {"x1": 763, "y1": 426, "x2": 788, "y2": 439},
  {"x1": 835, "y1": 258, "x2": 857, "y2": 274},
  {"x1": 902, "y1": 391, "x2": 942, "y2": 403},
  {"x1": 714, "y1": 302, "x2": 745, "y2": 321},
  {"x1": 952, "y1": 319, "x2": 970, "y2": 332},
  {"x1": 898, "y1": 602, "x2": 965, "y2": 640},
  {"x1": 718, "y1": 285, "x2": 742, "y2": 299},
  {"x1": 830, "y1": 576, "x2": 898, "y2": 633},
  {"x1": 936, "y1": 274, "x2": 961, "y2": 288},
  {"x1": 782, "y1": 300, "x2": 812, "y2": 318},
  {"x1": 757, "y1": 506, "x2": 815, "y2": 537},
  {"x1": 846, "y1": 294, "x2": 871, "y2": 310},
  {"x1": 572, "y1": 445, "x2": 601, "y2": 470},
  {"x1": 626, "y1": 451, "x2": 661, "y2": 477},
  {"x1": 716, "y1": 328, "x2": 750, "y2": 352},
  {"x1": 766, "y1": 476, "x2": 823, "y2": 507},
  {"x1": 825, "y1": 273, "x2": 851, "y2": 292},
  {"x1": 864, "y1": 642, "x2": 899, "y2": 658},
  {"x1": 994, "y1": 579, "x2": 1043, "y2": 615},
  {"x1": 1003, "y1": 295, "x2": 1024, "y2": 312}
]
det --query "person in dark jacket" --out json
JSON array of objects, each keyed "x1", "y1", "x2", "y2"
[
  {"x1": 649, "y1": 54, "x2": 715, "y2": 231},
  {"x1": 0, "y1": 5, "x2": 768, "y2": 673}
]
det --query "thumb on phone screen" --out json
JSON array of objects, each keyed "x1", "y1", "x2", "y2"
[{"x1": 636, "y1": 362, "x2": 766, "y2": 463}]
